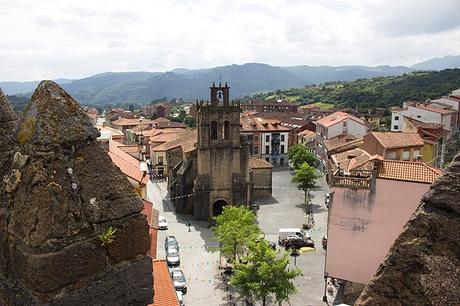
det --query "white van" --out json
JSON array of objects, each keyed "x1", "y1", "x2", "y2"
[{"x1": 278, "y1": 228, "x2": 311, "y2": 244}]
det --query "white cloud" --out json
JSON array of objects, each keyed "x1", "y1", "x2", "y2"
[{"x1": 0, "y1": 0, "x2": 459, "y2": 80}]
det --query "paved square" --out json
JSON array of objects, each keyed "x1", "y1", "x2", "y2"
[{"x1": 149, "y1": 167, "x2": 330, "y2": 306}]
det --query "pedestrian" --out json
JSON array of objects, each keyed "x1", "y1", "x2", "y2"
[{"x1": 187, "y1": 220, "x2": 192, "y2": 232}]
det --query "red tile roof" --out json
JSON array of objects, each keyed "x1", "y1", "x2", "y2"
[
  {"x1": 376, "y1": 160, "x2": 442, "y2": 184},
  {"x1": 153, "y1": 129, "x2": 197, "y2": 153},
  {"x1": 249, "y1": 157, "x2": 273, "y2": 169},
  {"x1": 240, "y1": 114, "x2": 291, "y2": 132},
  {"x1": 369, "y1": 132, "x2": 424, "y2": 149},
  {"x1": 316, "y1": 111, "x2": 369, "y2": 128},
  {"x1": 324, "y1": 134, "x2": 362, "y2": 153},
  {"x1": 152, "y1": 260, "x2": 180, "y2": 306},
  {"x1": 405, "y1": 101, "x2": 457, "y2": 114},
  {"x1": 112, "y1": 118, "x2": 156, "y2": 126},
  {"x1": 108, "y1": 140, "x2": 149, "y2": 185},
  {"x1": 332, "y1": 148, "x2": 373, "y2": 172}
]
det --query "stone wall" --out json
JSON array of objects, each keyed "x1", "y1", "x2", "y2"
[
  {"x1": 251, "y1": 168, "x2": 272, "y2": 199},
  {"x1": 0, "y1": 82, "x2": 152, "y2": 305}
]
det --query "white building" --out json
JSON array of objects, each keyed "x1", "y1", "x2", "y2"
[
  {"x1": 314, "y1": 111, "x2": 371, "y2": 171},
  {"x1": 391, "y1": 101, "x2": 458, "y2": 136}
]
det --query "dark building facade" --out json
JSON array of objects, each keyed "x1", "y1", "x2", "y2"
[{"x1": 170, "y1": 83, "x2": 252, "y2": 220}]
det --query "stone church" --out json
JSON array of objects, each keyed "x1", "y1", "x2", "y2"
[{"x1": 169, "y1": 83, "x2": 273, "y2": 220}]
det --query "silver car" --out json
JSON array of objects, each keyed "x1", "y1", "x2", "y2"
[
  {"x1": 171, "y1": 269, "x2": 187, "y2": 293},
  {"x1": 166, "y1": 247, "x2": 180, "y2": 267}
]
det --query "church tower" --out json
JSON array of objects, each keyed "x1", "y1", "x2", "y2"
[{"x1": 193, "y1": 82, "x2": 250, "y2": 219}]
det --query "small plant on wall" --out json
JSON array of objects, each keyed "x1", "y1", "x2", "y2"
[{"x1": 99, "y1": 226, "x2": 117, "y2": 246}]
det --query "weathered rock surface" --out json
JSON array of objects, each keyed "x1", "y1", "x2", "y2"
[
  {"x1": 0, "y1": 81, "x2": 152, "y2": 305},
  {"x1": 355, "y1": 154, "x2": 460, "y2": 306}
]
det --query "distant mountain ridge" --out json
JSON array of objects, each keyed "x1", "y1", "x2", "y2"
[
  {"x1": 1, "y1": 55, "x2": 459, "y2": 105},
  {"x1": 410, "y1": 55, "x2": 460, "y2": 71}
]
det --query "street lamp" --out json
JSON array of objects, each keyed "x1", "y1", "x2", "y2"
[{"x1": 290, "y1": 249, "x2": 300, "y2": 267}]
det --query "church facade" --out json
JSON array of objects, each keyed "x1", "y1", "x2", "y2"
[{"x1": 169, "y1": 83, "x2": 272, "y2": 220}]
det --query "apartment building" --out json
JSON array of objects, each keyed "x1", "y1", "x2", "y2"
[
  {"x1": 391, "y1": 101, "x2": 457, "y2": 136},
  {"x1": 314, "y1": 111, "x2": 371, "y2": 171},
  {"x1": 240, "y1": 114, "x2": 290, "y2": 166}
]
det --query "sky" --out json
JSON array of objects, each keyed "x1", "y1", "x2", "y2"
[{"x1": 1, "y1": 0, "x2": 460, "y2": 81}]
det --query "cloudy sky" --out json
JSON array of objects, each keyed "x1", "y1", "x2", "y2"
[{"x1": 1, "y1": 0, "x2": 460, "y2": 81}]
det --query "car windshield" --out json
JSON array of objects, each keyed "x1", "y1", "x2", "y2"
[
  {"x1": 160, "y1": 217, "x2": 166, "y2": 222},
  {"x1": 168, "y1": 249, "x2": 178, "y2": 256},
  {"x1": 167, "y1": 237, "x2": 177, "y2": 244},
  {"x1": 172, "y1": 271, "x2": 185, "y2": 281}
]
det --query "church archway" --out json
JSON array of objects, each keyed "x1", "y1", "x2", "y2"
[{"x1": 212, "y1": 199, "x2": 228, "y2": 217}]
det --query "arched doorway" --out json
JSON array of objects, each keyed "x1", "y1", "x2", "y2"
[{"x1": 212, "y1": 200, "x2": 228, "y2": 217}]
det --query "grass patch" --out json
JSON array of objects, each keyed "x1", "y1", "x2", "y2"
[{"x1": 310, "y1": 102, "x2": 335, "y2": 110}]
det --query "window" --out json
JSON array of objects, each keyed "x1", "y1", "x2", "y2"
[
  {"x1": 281, "y1": 145, "x2": 285, "y2": 154},
  {"x1": 393, "y1": 125, "x2": 399, "y2": 130},
  {"x1": 402, "y1": 150, "x2": 410, "y2": 161},
  {"x1": 280, "y1": 157, "x2": 284, "y2": 165},
  {"x1": 265, "y1": 145, "x2": 270, "y2": 154},
  {"x1": 385, "y1": 151, "x2": 397, "y2": 160},
  {"x1": 158, "y1": 156, "x2": 164, "y2": 165},
  {"x1": 254, "y1": 135, "x2": 259, "y2": 142},
  {"x1": 414, "y1": 150, "x2": 421, "y2": 160},
  {"x1": 417, "y1": 115, "x2": 421, "y2": 119},
  {"x1": 265, "y1": 135, "x2": 270, "y2": 142},
  {"x1": 254, "y1": 146, "x2": 259, "y2": 155},
  {"x1": 223, "y1": 121, "x2": 230, "y2": 140},
  {"x1": 210, "y1": 121, "x2": 218, "y2": 139},
  {"x1": 343, "y1": 121, "x2": 347, "y2": 127},
  {"x1": 394, "y1": 116, "x2": 399, "y2": 121},
  {"x1": 281, "y1": 134, "x2": 285, "y2": 142}
]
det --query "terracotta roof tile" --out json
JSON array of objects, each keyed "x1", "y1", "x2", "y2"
[
  {"x1": 240, "y1": 114, "x2": 291, "y2": 132},
  {"x1": 108, "y1": 140, "x2": 149, "y2": 185},
  {"x1": 153, "y1": 130, "x2": 197, "y2": 153},
  {"x1": 249, "y1": 157, "x2": 273, "y2": 169},
  {"x1": 298, "y1": 129, "x2": 315, "y2": 137},
  {"x1": 370, "y1": 132, "x2": 424, "y2": 149},
  {"x1": 152, "y1": 260, "x2": 180, "y2": 306},
  {"x1": 332, "y1": 148, "x2": 373, "y2": 172},
  {"x1": 324, "y1": 134, "x2": 362, "y2": 152},
  {"x1": 316, "y1": 111, "x2": 369, "y2": 128},
  {"x1": 112, "y1": 118, "x2": 156, "y2": 126},
  {"x1": 377, "y1": 160, "x2": 442, "y2": 184}
]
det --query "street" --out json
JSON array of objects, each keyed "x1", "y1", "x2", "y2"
[{"x1": 149, "y1": 167, "x2": 330, "y2": 306}]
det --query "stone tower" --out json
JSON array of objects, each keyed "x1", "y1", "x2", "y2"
[{"x1": 193, "y1": 82, "x2": 250, "y2": 219}]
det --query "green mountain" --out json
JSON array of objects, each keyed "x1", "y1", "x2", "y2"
[
  {"x1": 1, "y1": 63, "x2": 413, "y2": 105},
  {"x1": 250, "y1": 69, "x2": 460, "y2": 109},
  {"x1": 2, "y1": 57, "x2": 460, "y2": 106}
]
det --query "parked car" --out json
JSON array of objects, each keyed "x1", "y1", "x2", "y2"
[
  {"x1": 158, "y1": 216, "x2": 168, "y2": 230},
  {"x1": 166, "y1": 246, "x2": 180, "y2": 267},
  {"x1": 278, "y1": 228, "x2": 311, "y2": 246},
  {"x1": 176, "y1": 290, "x2": 185, "y2": 306},
  {"x1": 171, "y1": 269, "x2": 187, "y2": 293},
  {"x1": 284, "y1": 236, "x2": 315, "y2": 250},
  {"x1": 165, "y1": 235, "x2": 179, "y2": 251}
]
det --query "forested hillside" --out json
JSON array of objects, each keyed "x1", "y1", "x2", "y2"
[{"x1": 249, "y1": 69, "x2": 460, "y2": 109}]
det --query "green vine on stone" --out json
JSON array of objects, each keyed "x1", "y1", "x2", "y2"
[{"x1": 98, "y1": 226, "x2": 117, "y2": 246}]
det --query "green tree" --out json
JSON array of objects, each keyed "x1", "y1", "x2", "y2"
[
  {"x1": 212, "y1": 206, "x2": 260, "y2": 262},
  {"x1": 183, "y1": 115, "x2": 196, "y2": 128},
  {"x1": 288, "y1": 144, "x2": 316, "y2": 170},
  {"x1": 231, "y1": 240, "x2": 301, "y2": 306},
  {"x1": 291, "y1": 162, "x2": 320, "y2": 206}
]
